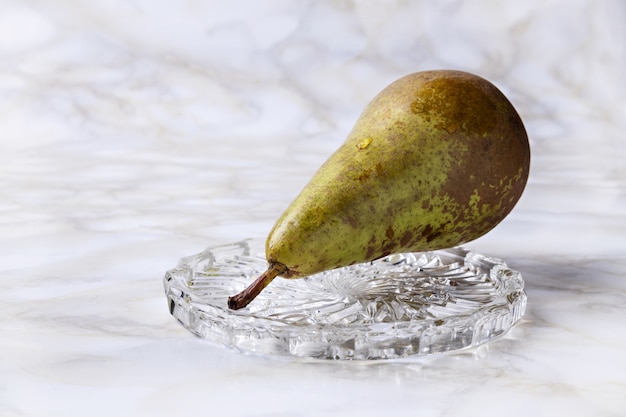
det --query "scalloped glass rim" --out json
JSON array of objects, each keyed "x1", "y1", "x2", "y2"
[{"x1": 163, "y1": 239, "x2": 526, "y2": 360}]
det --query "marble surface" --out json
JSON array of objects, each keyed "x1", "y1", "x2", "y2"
[{"x1": 1, "y1": 1, "x2": 625, "y2": 416}]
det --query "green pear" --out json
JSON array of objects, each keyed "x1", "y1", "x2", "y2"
[{"x1": 228, "y1": 70, "x2": 530, "y2": 310}]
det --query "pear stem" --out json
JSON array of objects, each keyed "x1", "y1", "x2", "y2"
[{"x1": 228, "y1": 262, "x2": 287, "y2": 310}]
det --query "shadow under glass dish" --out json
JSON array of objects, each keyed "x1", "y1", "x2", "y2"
[{"x1": 164, "y1": 239, "x2": 526, "y2": 360}]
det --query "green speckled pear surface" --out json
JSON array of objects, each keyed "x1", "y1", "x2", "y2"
[{"x1": 229, "y1": 70, "x2": 530, "y2": 309}]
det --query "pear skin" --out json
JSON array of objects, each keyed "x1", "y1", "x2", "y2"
[{"x1": 228, "y1": 70, "x2": 530, "y2": 310}]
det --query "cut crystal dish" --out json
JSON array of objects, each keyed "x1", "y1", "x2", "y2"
[{"x1": 164, "y1": 239, "x2": 526, "y2": 360}]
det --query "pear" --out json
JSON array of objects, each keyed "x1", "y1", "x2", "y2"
[{"x1": 228, "y1": 70, "x2": 530, "y2": 310}]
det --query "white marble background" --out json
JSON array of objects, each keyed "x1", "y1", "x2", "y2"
[{"x1": 1, "y1": 0, "x2": 625, "y2": 416}]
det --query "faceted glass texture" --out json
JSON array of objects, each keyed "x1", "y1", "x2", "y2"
[{"x1": 164, "y1": 239, "x2": 526, "y2": 360}]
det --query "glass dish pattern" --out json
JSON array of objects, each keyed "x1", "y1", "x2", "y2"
[{"x1": 164, "y1": 239, "x2": 526, "y2": 360}]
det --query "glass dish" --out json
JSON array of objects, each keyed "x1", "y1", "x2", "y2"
[{"x1": 163, "y1": 239, "x2": 526, "y2": 360}]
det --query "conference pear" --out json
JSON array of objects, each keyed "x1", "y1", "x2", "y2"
[{"x1": 228, "y1": 70, "x2": 530, "y2": 310}]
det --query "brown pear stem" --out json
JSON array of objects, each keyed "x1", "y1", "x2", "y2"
[{"x1": 228, "y1": 262, "x2": 287, "y2": 310}]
